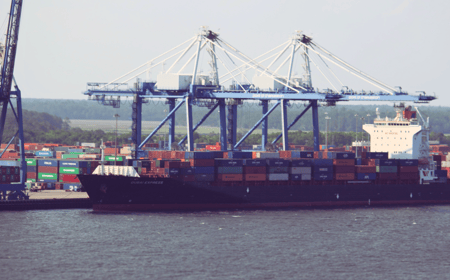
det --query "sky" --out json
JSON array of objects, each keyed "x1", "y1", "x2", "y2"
[{"x1": 1, "y1": 0, "x2": 449, "y2": 106}]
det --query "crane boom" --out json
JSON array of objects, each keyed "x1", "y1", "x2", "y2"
[{"x1": 0, "y1": 0, "x2": 22, "y2": 98}]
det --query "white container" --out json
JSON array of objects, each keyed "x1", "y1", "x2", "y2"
[
  {"x1": 301, "y1": 174, "x2": 312, "y2": 181},
  {"x1": 256, "y1": 152, "x2": 279, "y2": 159},
  {"x1": 268, "y1": 173, "x2": 289, "y2": 181}
]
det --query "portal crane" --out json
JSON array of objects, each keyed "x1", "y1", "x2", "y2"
[
  {"x1": 0, "y1": 0, "x2": 27, "y2": 200},
  {"x1": 84, "y1": 27, "x2": 435, "y2": 158}
]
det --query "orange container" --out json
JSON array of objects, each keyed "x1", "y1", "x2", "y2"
[
  {"x1": 218, "y1": 174, "x2": 243, "y2": 181},
  {"x1": 335, "y1": 173, "x2": 355, "y2": 180},
  {"x1": 245, "y1": 174, "x2": 266, "y2": 181},
  {"x1": 333, "y1": 159, "x2": 355, "y2": 166}
]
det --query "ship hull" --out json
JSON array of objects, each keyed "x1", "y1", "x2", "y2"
[{"x1": 78, "y1": 174, "x2": 450, "y2": 212}]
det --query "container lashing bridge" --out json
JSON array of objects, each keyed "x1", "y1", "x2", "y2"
[{"x1": 83, "y1": 27, "x2": 435, "y2": 159}]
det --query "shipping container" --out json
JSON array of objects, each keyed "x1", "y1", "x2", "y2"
[
  {"x1": 356, "y1": 165, "x2": 376, "y2": 173},
  {"x1": 189, "y1": 159, "x2": 215, "y2": 167},
  {"x1": 301, "y1": 174, "x2": 312, "y2": 181},
  {"x1": 217, "y1": 166, "x2": 243, "y2": 174},
  {"x1": 243, "y1": 159, "x2": 267, "y2": 166},
  {"x1": 59, "y1": 174, "x2": 80, "y2": 183},
  {"x1": 375, "y1": 159, "x2": 398, "y2": 166},
  {"x1": 268, "y1": 173, "x2": 289, "y2": 181},
  {"x1": 39, "y1": 166, "x2": 58, "y2": 174},
  {"x1": 399, "y1": 166, "x2": 419, "y2": 173},
  {"x1": 193, "y1": 167, "x2": 215, "y2": 174},
  {"x1": 37, "y1": 159, "x2": 58, "y2": 167},
  {"x1": 398, "y1": 172, "x2": 419, "y2": 180},
  {"x1": 215, "y1": 159, "x2": 244, "y2": 167},
  {"x1": 38, "y1": 173, "x2": 58, "y2": 180},
  {"x1": 25, "y1": 159, "x2": 37, "y2": 166},
  {"x1": 366, "y1": 152, "x2": 388, "y2": 159},
  {"x1": 59, "y1": 167, "x2": 81, "y2": 174},
  {"x1": 35, "y1": 151, "x2": 54, "y2": 157},
  {"x1": 194, "y1": 174, "x2": 215, "y2": 181},
  {"x1": 398, "y1": 159, "x2": 419, "y2": 166},
  {"x1": 290, "y1": 167, "x2": 312, "y2": 175},
  {"x1": 218, "y1": 174, "x2": 243, "y2": 181},
  {"x1": 60, "y1": 160, "x2": 88, "y2": 168},
  {"x1": 356, "y1": 173, "x2": 376, "y2": 180},
  {"x1": 165, "y1": 168, "x2": 180, "y2": 175},
  {"x1": 268, "y1": 166, "x2": 289, "y2": 174},
  {"x1": 185, "y1": 151, "x2": 214, "y2": 159},
  {"x1": 377, "y1": 173, "x2": 398, "y2": 180},
  {"x1": 244, "y1": 166, "x2": 266, "y2": 174},
  {"x1": 334, "y1": 166, "x2": 355, "y2": 174},
  {"x1": 313, "y1": 166, "x2": 333, "y2": 173},
  {"x1": 335, "y1": 173, "x2": 355, "y2": 180},
  {"x1": 290, "y1": 174, "x2": 302, "y2": 181},
  {"x1": 266, "y1": 159, "x2": 289, "y2": 167},
  {"x1": 180, "y1": 167, "x2": 194, "y2": 175},
  {"x1": 376, "y1": 166, "x2": 398, "y2": 173},
  {"x1": 290, "y1": 159, "x2": 312, "y2": 167},
  {"x1": 313, "y1": 172, "x2": 333, "y2": 180},
  {"x1": 313, "y1": 159, "x2": 333, "y2": 166},
  {"x1": 254, "y1": 152, "x2": 279, "y2": 159},
  {"x1": 225, "y1": 151, "x2": 252, "y2": 159},
  {"x1": 333, "y1": 159, "x2": 355, "y2": 166},
  {"x1": 245, "y1": 174, "x2": 266, "y2": 181},
  {"x1": 26, "y1": 166, "x2": 37, "y2": 172}
]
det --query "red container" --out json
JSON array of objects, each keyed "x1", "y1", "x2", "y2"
[
  {"x1": 335, "y1": 173, "x2": 355, "y2": 180},
  {"x1": 399, "y1": 166, "x2": 419, "y2": 173},
  {"x1": 378, "y1": 173, "x2": 397, "y2": 180},
  {"x1": 218, "y1": 174, "x2": 243, "y2": 181},
  {"x1": 279, "y1": 151, "x2": 291, "y2": 158},
  {"x1": 38, "y1": 166, "x2": 58, "y2": 174},
  {"x1": 189, "y1": 159, "x2": 215, "y2": 167},
  {"x1": 179, "y1": 162, "x2": 191, "y2": 168},
  {"x1": 399, "y1": 172, "x2": 419, "y2": 180},
  {"x1": 26, "y1": 172, "x2": 37, "y2": 179},
  {"x1": 333, "y1": 159, "x2": 355, "y2": 166},
  {"x1": 244, "y1": 166, "x2": 266, "y2": 174},
  {"x1": 334, "y1": 166, "x2": 355, "y2": 173},
  {"x1": 164, "y1": 161, "x2": 181, "y2": 168},
  {"x1": 356, "y1": 165, "x2": 376, "y2": 173},
  {"x1": 245, "y1": 174, "x2": 266, "y2": 181},
  {"x1": 60, "y1": 174, "x2": 80, "y2": 183},
  {"x1": 180, "y1": 175, "x2": 195, "y2": 181},
  {"x1": 367, "y1": 159, "x2": 376, "y2": 166}
]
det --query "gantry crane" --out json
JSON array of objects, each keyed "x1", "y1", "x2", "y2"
[
  {"x1": 0, "y1": 0, "x2": 27, "y2": 200},
  {"x1": 84, "y1": 27, "x2": 435, "y2": 158}
]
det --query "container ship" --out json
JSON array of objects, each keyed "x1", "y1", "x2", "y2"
[{"x1": 76, "y1": 105, "x2": 450, "y2": 212}]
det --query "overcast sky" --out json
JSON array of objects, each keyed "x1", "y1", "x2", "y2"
[{"x1": 1, "y1": 0, "x2": 449, "y2": 106}]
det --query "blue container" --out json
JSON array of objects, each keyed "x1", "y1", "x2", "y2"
[
  {"x1": 226, "y1": 151, "x2": 252, "y2": 159},
  {"x1": 356, "y1": 173, "x2": 377, "y2": 180},
  {"x1": 39, "y1": 179, "x2": 58, "y2": 183},
  {"x1": 398, "y1": 159, "x2": 418, "y2": 166},
  {"x1": 313, "y1": 166, "x2": 333, "y2": 173},
  {"x1": 335, "y1": 152, "x2": 355, "y2": 159},
  {"x1": 180, "y1": 167, "x2": 194, "y2": 175},
  {"x1": 313, "y1": 159, "x2": 333, "y2": 166},
  {"x1": 68, "y1": 148, "x2": 84, "y2": 153},
  {"x1": 217, "y1": 166, "x2": 243, "y2": 174},
  {"x1": 291, "y1": 151, "x2": 300, "y2": 158},
  {"x1": 60, "y1": 160, "x2": 88, "y2": 168},
  {"x1": 266, "y1": 159, "x2": 289, "y2": 167},
  {"x1": 314, "y1": 172, "x2": 333, "y2": 180},
  {"x1": 185, "y1": 152, "x2": 214, "y2": 159},
  {"x1": 63, "y1": 183, "x2": 81, "y2": 191},
  {"x1": 356, "y1": 158, "x2": 363, "y2": 165},
  {"x1": 165, "y1": 168, "x2": 180, "y2": 175},
  {"x1": 195, "y1": 174, "x2": 215, "y2": 181},
  {"x1": 375, "y1": 159, "x2": 397, "y2": 166},
  {"x1": 243, "y1": 159, "x2": 266, "y2": 166},
  {"x1": 37, "y1": 159, "x2": 58, "y2": 167},
  {"x1": 291, "y1": 159, "x2": 312, "y2": 167},
  {"x1": 26, "y1": 166, "x2": 37, "y2": 172},
  {"x1": 367, "y1": 152, "x2": 388, "y2": 159},
  {"x1": 290, "y1": 174, "x2": 302, "y2": 181},
  {"x1": 0, "y1": 160, "x2": 20, "y2": 167},
  {"x1": 35, "y1": 151, "x2": 54, "y2": 157},
  {"x1": 215, "y1": 159, "x2": 243, "y2": 167},
  {"x1": 300, "y1": 151, "x2": 314, "y2": 159},
  {"x1": 193, "y1": 166, "x2": 215, "y2": 174},
  {"x1": 436, "y1": 170, "x2": 448, "y2": 178},
  {"x1": 54, "y1": 147, "x2": 70, "y2": 152},
  {"x1": 209, "y1": 151, "x2": 224, "y2": 159}
]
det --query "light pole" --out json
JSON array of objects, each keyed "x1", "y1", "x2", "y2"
[
  {"x1": 325, "y1": 112, "x2": 331, "y2": 150},
  {"x1": 114, "y1": 114, "x2": 120, "y2": 166},
  {"x1": 360, "y1": 117, "x2": 365, "y2": 142},
  {"x1": 355, "y1": 114, "x2": 358, "y2": 157}
]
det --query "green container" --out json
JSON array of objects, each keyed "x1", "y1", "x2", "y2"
[
  {"x1": 217, "y1": 166, "x2": 243, "y2": 174},
  {"x1": 376, "y1": 166, "x2": 398, "y2": 173},
  {"x1": 38, "y1": 173, "x2": 58, "y2": 180},
  {"x1": 25, "y1": 158, "x2": 37, "y2": 166},
  {"x1": 268, "y1": 166, "x2": 289, "y2": 174},
  {"x1": 105, "y1": 156, "x2": 123, "y2": 161},
  {"x1": 69, "y1": 152, "x2": 85, "y2": 155},
  {"x1": 27, "y1": 178, "x2": 36, "y2": 182},
  {"x1": 62, "y1": 154, "x2": 79, "y2": 159},
  {"x1": 59, "y1": 167, "x2": 80, "y2": 174}
]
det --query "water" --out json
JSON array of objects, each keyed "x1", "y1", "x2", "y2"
[{"x1": 1, "y1": 206, "x2": 450, "y2": 279}]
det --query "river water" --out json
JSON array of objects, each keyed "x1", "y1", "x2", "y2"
[{"x1": 1, "y1": 206, "x2": 450, "y2": 279}]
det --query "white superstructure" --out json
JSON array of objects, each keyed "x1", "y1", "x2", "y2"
[{"x1": 363, "y1": 105, "x2": 422, "y2": 159}]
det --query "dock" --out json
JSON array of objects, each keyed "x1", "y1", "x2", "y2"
[{"x1": 0, "y1": 190, "x2": 92, "y2": 211}]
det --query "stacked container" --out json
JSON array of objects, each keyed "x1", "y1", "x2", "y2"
[
  {"x1": 313, "y1": 159, "x2": 333, "y2": 180},
  {"x1": 290, "y1": 159, "x2": 312, "y2": 181},
  {"x1": 0, "y1": 161, "x2": 20, "y2": 183},
  {"x1": 243, "y1": 159, "x2": 266, "y2": 181},
  {"x1": 216, "y1": 159, "x2": 243, "y2": 181},
  {"x1": 267, "y1": 159, "x2": 289, "y2": 181},
  {"x1": 371, "y1": 159, "x2": 398, "y2": 180},
  {"x1": 25, "y1": 158, "x2": 37, "y2": 182},
  {"x1": 330, "y1": 152, "x2": 355, "y2": 180},
  {"x1": 398, "y1": 159, "x2": 419, "y2": 180},
  {"x1": 37, "y1": 159, "x2": 59, "y2": 182},
  {"x1": 186, "y1": 152, "x2": 215, "y2": 181}
]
